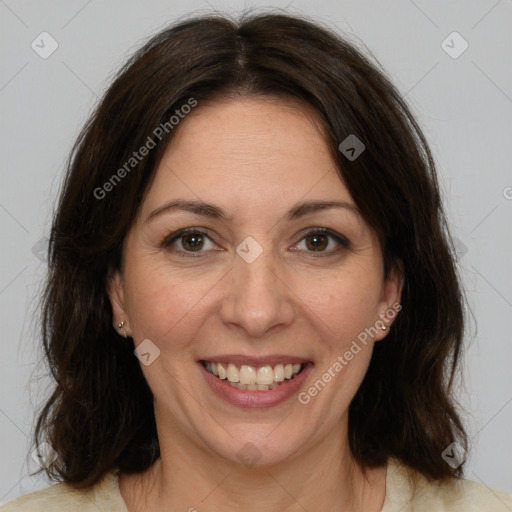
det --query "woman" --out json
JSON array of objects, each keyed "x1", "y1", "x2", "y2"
[{"x1": 2, "y1": 11, "x2": 511, "y2": 512}]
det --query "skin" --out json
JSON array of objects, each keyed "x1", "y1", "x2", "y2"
[{"x1": 109, "y1": 97, "x2": 402, "y2": 512}]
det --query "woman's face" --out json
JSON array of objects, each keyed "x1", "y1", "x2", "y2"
[{"x1": 109, "y1": 97, "x2": 401, "y2": 468}]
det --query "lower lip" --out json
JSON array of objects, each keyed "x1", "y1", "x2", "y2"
[{"x1": 198, "y1": 361, "x2": 314, "y2": 408}]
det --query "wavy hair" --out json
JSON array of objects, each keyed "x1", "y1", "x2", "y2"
[{"x1": 32, "y1": 11, "x2": 468, "y2": 488}]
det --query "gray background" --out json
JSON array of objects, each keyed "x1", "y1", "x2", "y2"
[{"x1": 1, "y1": 0, "x2": 511, "y2": 504}]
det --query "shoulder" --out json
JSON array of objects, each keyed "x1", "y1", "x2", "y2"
[
  {"x1": 0, "y1": 471, "x2": 127, "y2": 512},
  {"x1": 383, "y1": 457, "x2": 512, "y2": 512}
]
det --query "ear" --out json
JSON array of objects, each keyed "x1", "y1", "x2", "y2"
[
  {"x1": 107, "y1": 269, "x2": 131, "y2": 337},
  {"x1": 373, "y1": 261, "x2": 404, "y2": 342}
]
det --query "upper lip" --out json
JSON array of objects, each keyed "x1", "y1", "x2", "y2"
[{"x1": 199, "y1": 354, "x2": 313, "y2": 367}]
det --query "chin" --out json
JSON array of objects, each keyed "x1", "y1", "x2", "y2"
[{"x1": 203, "y1": 426, "x2": 306, "y2": 469}]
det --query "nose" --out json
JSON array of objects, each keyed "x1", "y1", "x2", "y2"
[{"x1": 218, "y1": 242, "x2": 296, "y2": 338}]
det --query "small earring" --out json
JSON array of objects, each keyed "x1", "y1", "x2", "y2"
[
  {"x1": 381, "y1": 325, "x2": 387, "y2": 330},
  {"x1": 117, "y1": 321, "x2": 128, "y2": 338}
]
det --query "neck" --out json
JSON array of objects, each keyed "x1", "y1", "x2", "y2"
[{"x1": 119, "y1": 419, "x2": 387, "y2": 512}]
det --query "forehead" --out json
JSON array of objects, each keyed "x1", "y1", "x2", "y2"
[{"x1": 141, "y1": 97, "x2": 355, "y2": 219}]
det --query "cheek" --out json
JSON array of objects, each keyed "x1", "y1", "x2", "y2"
[
  {"x1": 122, "y1": 257, "x2": 213, "y2": 343},
  {"x1": 296, "y1": 266, "x2": 383, "y2": 348},
  {"x1": 296, "y1": 271, "x2": 381, "y2": 414}
]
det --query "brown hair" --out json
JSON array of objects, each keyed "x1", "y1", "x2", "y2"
[{"x1": 33, "y1": 11, "x2": 468, "y2": 488}]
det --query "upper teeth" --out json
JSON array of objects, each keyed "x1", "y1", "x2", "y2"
[{"x1": 204, "y1": 362, "x2": 303, "y2": 385}]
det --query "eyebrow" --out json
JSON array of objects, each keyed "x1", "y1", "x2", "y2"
[{"x1": 145, "y1": 198, "x2": 361, "y2": 223}]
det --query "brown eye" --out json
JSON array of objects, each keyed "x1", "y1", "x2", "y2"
[
  {"x1": 181, "y1": 233, "x2": 205, "y2": 251},
  {"x1": 305, "y1": 233, "x2": 328, "y2": 251},
  {"x1": 162, "y1": 228, "x2": 217, "y2": 257},
  {"x1": 294, "y1": 228, "x2": 350, "y2": 256}
]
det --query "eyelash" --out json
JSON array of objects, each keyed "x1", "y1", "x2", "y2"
[{"x1": 160, "y1": 227, "x2": 350, "y2": 259}]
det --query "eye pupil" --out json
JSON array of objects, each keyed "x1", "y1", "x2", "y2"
[
  {"x1": 306, "y1": 234, "x2": 328, "y2": 251},
  {"x1": 183, "y1": 233, "x2": 203, "y2": 251}
]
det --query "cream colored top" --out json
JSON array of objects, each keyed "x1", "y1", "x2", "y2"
[{"x1": 2, "y1": 457, "x2": 512, "y2": 511}]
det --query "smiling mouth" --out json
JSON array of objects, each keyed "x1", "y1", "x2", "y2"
[{"x1": 201, "y1": 361, "x2": 307, "y2": 391}]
